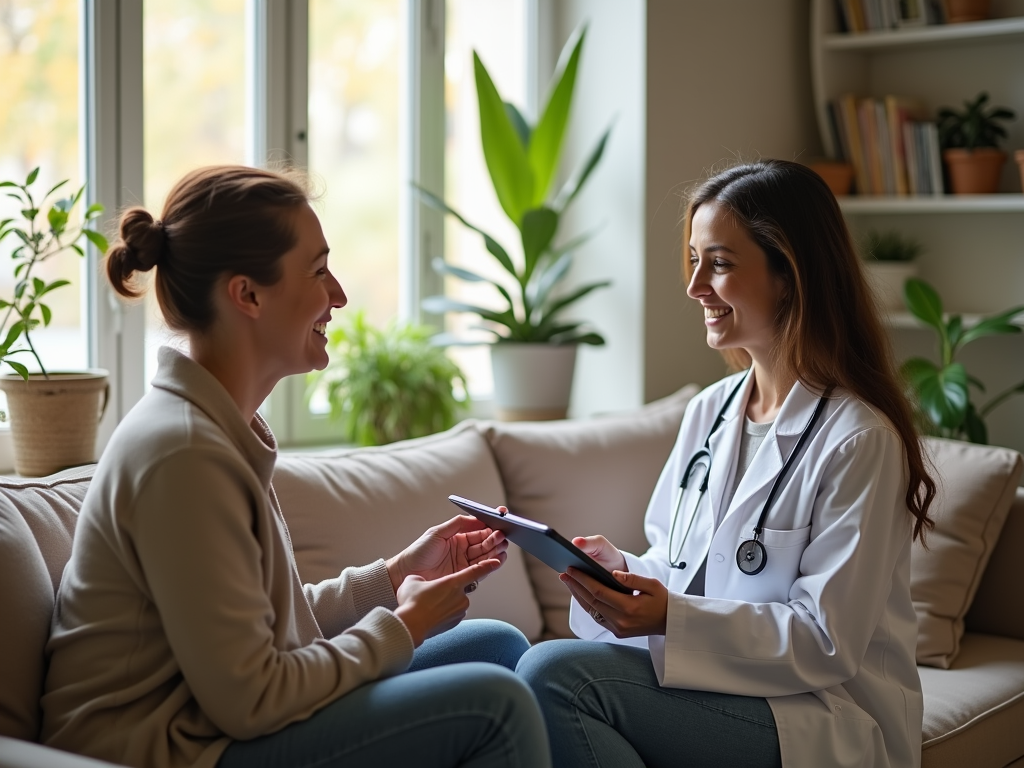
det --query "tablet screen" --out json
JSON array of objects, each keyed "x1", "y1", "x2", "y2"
[{"x1": 448, "y1": 495, "x2": 632, "y2": 594}]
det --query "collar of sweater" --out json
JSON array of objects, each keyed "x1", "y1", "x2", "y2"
[{"x1": 150, "y1": 345, "x2": 278, "y2": 488}]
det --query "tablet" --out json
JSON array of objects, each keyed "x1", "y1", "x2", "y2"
[{"x1": 448, "y1": 495, "x2": 632, "y2": 595}]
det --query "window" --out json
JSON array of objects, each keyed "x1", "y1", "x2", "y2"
[
  {"x1": 1, "y1": 0, "x2": 534, "y2": 467},
  {"x1": 0, "y1": 0, "x2": 84, "y2": 374}
]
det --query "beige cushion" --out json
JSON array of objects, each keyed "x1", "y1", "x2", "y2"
[
  {"x1": 480, "y1": 385, "x2": 699, "y2": 639},
  {"x1": 920, "y1": 633, "x2": 1024, "y2": 768},
  {"x1": 966, "y1": 488, "x2": 1024, "y2": 643},
  {"x1": 273, "y1": 421, "x2": 544, "y2": 641},
  {"x1": 912, "y1": 439, "x2": 1023, "y2": 668},
  {"x1": 0, "y1": 467, "x2": 91, "y2": 741}
]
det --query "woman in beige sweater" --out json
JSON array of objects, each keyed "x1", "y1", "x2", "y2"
[{"x1": 41, "y1": 166, "x2": 550, "y2": 768}]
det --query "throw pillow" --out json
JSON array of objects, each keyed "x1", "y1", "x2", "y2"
[
  {"x1": 912, "y1": 437, "x2": 1023, "y2": 668},
  {"x1": 273, "y1": 421, "x2": 544, "y2": 641},
  {"x1": 480, "y1": 385, "x2": 698, "y2": 639}
]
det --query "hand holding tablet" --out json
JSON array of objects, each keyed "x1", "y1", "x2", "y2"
[{"x1": 447, "y1": 495, "x2": 633, "y2": 595}]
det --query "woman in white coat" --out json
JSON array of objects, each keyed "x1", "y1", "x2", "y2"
[{"x1": 516, "y1": 159, "x2": 936, "y2": 768}]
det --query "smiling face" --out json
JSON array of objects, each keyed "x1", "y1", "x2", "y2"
[
  {"x1": 687, "y1": 200, "x2": 786, "y2": 363},
  {"x1": 256, "y1": 204, "x2": 347, "y2": 378}
]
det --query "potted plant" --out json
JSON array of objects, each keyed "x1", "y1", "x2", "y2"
[
  {"x1": 901, "y1": 278, "x2": 1024, "y2": 444},
  {"x1": 416, "y1": 27, "x2": 611, "y2": 421},
  {"x1": 310, "y1": 310, "x2": 469, "y2": 446},
  {"x1": 0, "y1": 168, "x2": 109, "y2": 476},
  {"x1": 861, "y1": 229, "x2": 922, "y2": 312},
  {"x1": 937, "y1": 92, "x2": 1016, "y2": 194}
]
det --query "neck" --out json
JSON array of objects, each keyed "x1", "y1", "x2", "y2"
[
  {"x1": 189, "y1": 330, "x2": 278, "y2": 423},
  {"x1": 746, "y1": 355, "x2": 793, "y2": 424}
]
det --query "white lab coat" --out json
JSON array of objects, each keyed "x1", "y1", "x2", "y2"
[{"x1": 570, "y1": 372, "x2": 923, "y2": 768}]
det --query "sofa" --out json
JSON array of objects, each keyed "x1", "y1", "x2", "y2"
[{"x1": 2, "y1": 385, "x2": 1023, "y2": 768}]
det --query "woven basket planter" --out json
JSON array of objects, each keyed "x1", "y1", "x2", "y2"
[{"x1": 0, "y1": 370, "x2": 109, "y2": 477}]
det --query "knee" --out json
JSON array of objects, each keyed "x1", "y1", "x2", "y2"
[
  {"x1": 468, "y1": 619, "x2": 530, "y2": 668},
  {"x1": 516, "y1": 639, "x2": 587, "y2": 693}
]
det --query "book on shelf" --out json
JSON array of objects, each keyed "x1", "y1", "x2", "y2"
[
  {"x1": 834, "y1": 0, "x2": 945, "y2": 32},
  {"x1": 830, "y1": 94, "x2": 943, "y2": 196}
]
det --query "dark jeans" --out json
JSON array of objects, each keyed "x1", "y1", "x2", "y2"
[
  {"x1": 517, "y1": 639, "x2": 782, "y2": 768},
  {"x1": 218, "y1": 619, "x2": 550, "y2": 768}
]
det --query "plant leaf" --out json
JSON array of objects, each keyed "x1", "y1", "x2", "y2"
[
  {"x1": 431, "y1": 257, "x2": 488, "y2": 283},
  {"x1": 47, "y1": 206, "x2": 69, "y2": 235},
  {"x1": 957, "y1": 305, "x2": 1024, "y2": 348},
  {"x1": 915, "y1": 362, "x2": 969, "y2": 431},
  {"x1": 25, "y1": 167, "x2": 39, "y2": 186},
  {"x1": 542, "y1": 279, "x2": 611, "y2": 319},
  {"x1": 40, "y1": 303, "x2": 52, "y2": 326},
  {"x1": 962, "y1": 402, "x2": 988, "y2": 444},
  {"x1": 85, "y1": 202, "x2": 104, "y2": 220},
  {"x1": 35, "y1": 278, "x2": 70, "y2": 298},
  {"x1": 5, "y1": 360, "x2": 28, "y2": 380},
  {"x1": 504, "y1": 102, "x2": 531, "y2": 148},
  {"x1": 520, "y1": 207, "x2": 559, "y2": 285},
  {"x1": 421, "y1": 295, "x2": 515, "y2": 327},
  {"x1": 553, "y1": 124, "x2": 613, "y2": 212},
  {"x1": 528, "y1": 251, "x2": 572, "y2": 309},
  {"x1": 903, "y1": 278, "x2": 944, "y2": 331},
  {"x1": 83, "y1": 228, "x2": 109, "y2": 253},
  {"x1": 528, "y1": 27, "x2": 585, "y2": 206},
  {"x1": 44, "y1": 179, "x2": 68, "y2": 198},
  {"x1": 412, "y1": 185, "x2": 517, "y2": 277},
  {"x1": 473, "y1": 51, "x2": 534, "y2": 226}
]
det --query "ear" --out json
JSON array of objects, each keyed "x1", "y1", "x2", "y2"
[{"x1": 224, "y1": 274, "x2": 262, "y2": 320}]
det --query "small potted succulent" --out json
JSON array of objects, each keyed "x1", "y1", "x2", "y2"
[
  {"x1": 416, "y1": 27, "x2": 611, "y2": 421},
  {"x1": 309, "y1": 310, "x2": 469, "y2": 447},
  {"x1": 937, "y1": 92, "x2": 1016, "y2": 194},
  {"x1": 0, "y1": 168, "x2": 109, "y2": 476},
  {"x1": 861, "y1": 230, "x2": 923, "y2": 312}
]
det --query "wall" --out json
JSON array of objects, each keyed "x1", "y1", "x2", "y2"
[{"x1": 643, "y1": 0, "x2": 820, "y2": 400}]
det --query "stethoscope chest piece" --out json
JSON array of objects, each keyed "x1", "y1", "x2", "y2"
[{"x1": 736, "y1": 537, "x2": 767, "y2": 575}]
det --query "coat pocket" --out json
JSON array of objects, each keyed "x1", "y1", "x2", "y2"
[{"x1": 726, "y1": 525, "x2": 811, "y2": 603}]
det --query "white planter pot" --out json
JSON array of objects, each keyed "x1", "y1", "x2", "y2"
[
  {"x1": 864, "y1": 262, "x2": 918, "y2": 313},
  {"x1": 490, "y1": 343, "x2": 577, "y2": 421}
]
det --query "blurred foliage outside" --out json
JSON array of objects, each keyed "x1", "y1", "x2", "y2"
[{"x1": 0, "y1": 0, "x2": 82, "y2": 367}]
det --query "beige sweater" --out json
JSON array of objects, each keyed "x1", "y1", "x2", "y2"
[{"x1": 41, "y1": 348, "x2": 415, "y2": 768}]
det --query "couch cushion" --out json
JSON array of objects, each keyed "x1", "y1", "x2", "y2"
[
  {"x1": 920, "y1": 632, "x2": 1024, "y2": 768},
  {"x1": 966, "y1": 488, "x2": 1024, "y2": 643},
  {"x1": 0, "y1": 466, "x2": 92, "y2": 741},
  {"x1": 480, "y1": 385, "x2": 698, "y2": 639},
  {"x1": 273, "y1": 421, "x2": 544, "y2": 641},
  {"x1": 912, "y1": 439, "x2": 1022, "y2": 668}
]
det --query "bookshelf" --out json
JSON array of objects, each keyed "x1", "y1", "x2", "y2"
[{"x1": 811, "y1": 0, "x2": 1024, "y2": 453}]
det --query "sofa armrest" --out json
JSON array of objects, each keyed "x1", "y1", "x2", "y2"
[{"x1": 0, "y1": 737, "x2": 123, "y2": 768}]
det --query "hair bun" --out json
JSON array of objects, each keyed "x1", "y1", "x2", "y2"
[{"x1": 117, "y1": 207, "x2": 167, "y2": 272}]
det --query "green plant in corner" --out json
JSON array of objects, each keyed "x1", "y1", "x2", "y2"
[
  {"x1": 309, "y1": 310, "x2": 469, "y2": 447},
  {"x1": 416, "y1": 26, "x2": 611, "y2": 346},
  {"x1": 863, "y1": 230, "x2": 922, "y2": 262},
  {"x1": 936, "y1": 92, "x2": 1015, "y2": 151},
  {"x1": 900, "y1": 278, "x2": 1024, "y2": 444},
  {"x1": 0, "y1": 167, "x2": 107, "y2": 380}
]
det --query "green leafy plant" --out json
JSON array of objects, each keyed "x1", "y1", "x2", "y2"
[
  {"x1": 417, "y1": 27, "x2": 611, "y2": 346},
  {"x1": 900, "y1": 278, "x2": 1024, "y2": 444},
  {"x1": 863, "y1": 230, "x2": 923, "y2": 262},
  {"x1": 0, "y1": 167, "x2": 107, "y2": 379},
  {"x1": 310, "y1": 310, "x2": 469, "y2": 447},
  {"x1": 937, "y1": 92, "x2": 1016, "y2": 151}
]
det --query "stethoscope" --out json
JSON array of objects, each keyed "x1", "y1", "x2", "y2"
[{"x1": 667, "y1": 372, "x2": 832, "y2": 577}]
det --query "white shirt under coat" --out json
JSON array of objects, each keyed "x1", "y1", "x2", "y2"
[{"x1": 570, "y1": 371, "x2": 923, "y2": 768}]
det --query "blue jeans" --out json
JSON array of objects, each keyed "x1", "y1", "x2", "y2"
[
  {"x1": 219, "y1": 619, "x2": 550, "y2": 768},
  {"x1": 516, "y1": 639, "x2": 781, "y2": 768}
]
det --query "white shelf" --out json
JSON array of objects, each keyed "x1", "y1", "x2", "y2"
[
  {"x1": 825, "y1": 17, "x2": 1024, "y2": 51},
  {"x1": 838, "y1": 195, "x2": 1024, "y2": 214},
  {"x1": 885, "y1": 311, "x2": 1024, "y2": 329}
]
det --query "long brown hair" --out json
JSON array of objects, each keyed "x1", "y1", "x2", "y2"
[
  {"x1": 105, "y1": 165, "x2": 312, "y2": 333},
  {"x1": 683, "y1": 160, "x2": 935, "y2": 541}
]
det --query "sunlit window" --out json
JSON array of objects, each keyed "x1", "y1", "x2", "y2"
[
  {"x1": 0, "y1": 0, "x2": 83, "y2": 374},
  {"x1": 444, "y1": 0, "x2": 526, "y2": 399},
  {"x1": 142, "y1": 0, "x2": 248, "y2": 386}
]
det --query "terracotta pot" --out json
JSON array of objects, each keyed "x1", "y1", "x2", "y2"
[
  {"x1": 490, "y1": 343, "x2": 576, "y2": 421},
  {"x1": 1016, "y1": 150, "x2": 1024, "y2": 193},
  {"x1": 809, "y1": 162, "x2": 854, "y2": 198},
  {"x1": 0, "y1": 370, "x2": 109, "y2": 476},
  {"x1": 943, "y1": 148, "x2": 1006, "y2": 195},
  {"x1": 944, "y1": 0, "x2": 990, "y2": 22}
]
